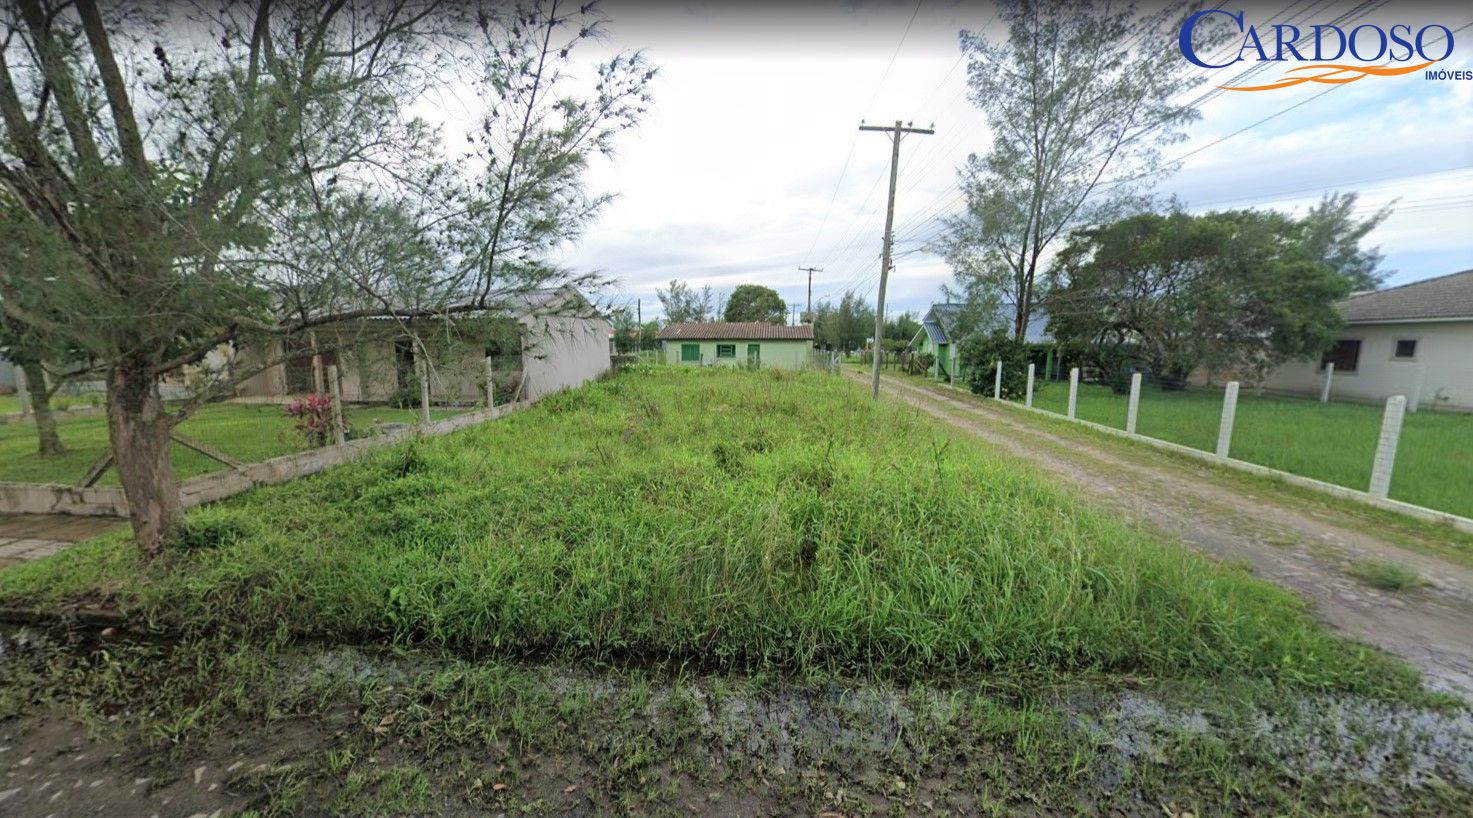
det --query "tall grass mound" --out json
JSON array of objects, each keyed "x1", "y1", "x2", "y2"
[{"x1": 0, "y1": 367, "x2": 1415, "y2": 693}]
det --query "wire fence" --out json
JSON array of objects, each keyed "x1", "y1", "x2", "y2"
[
  {"x1": 0, "y1": 353, "x2": 519, "y2": 488},
  {"x1": 978, "y1": 361, "x2": 1473, "y2": 521}
]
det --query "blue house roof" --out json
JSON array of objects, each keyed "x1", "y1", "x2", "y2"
[{"x1": 914, "y1": 302, "x2": 1052, "y2": 345}]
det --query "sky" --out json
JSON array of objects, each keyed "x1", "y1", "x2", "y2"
[{"x1": 544, "y1": 0, "x2": 1473, "y2": 323}]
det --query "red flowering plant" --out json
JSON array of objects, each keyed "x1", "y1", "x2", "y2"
[{"x1": 282, "y1": 393, "x2": 345, "y2": 447}]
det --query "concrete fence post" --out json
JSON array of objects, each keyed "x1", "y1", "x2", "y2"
[
  {"x1": 1067, "y1": 367, "x2": 1080, "y2": 419},
  {"x1": 1368, "y1": 395, "x2": 1407, "y2": 499},
  {"x1": 993, "y1": 360, "x2": 1002, "y2": 400},
  {"x1": 1320, "y1": 362, "x2": 1334, "y2": 403},
  {"x1": 14, "y1": 365, "x2": 30, "y2": 417},
  {"x1": 1126, "y1": 372, "x2": 1143, "y2": 435},
  {"x1": 1215, "y1": 381, "x2": 1240, "y2": 459},
  {"x1": 1408, "y1": 364, "x2": 1426, "y2": 413},
  {"x1": 1025, "y1": 363, "x2": 1035, "y2": 408},
  {"x1": 491, "y1": 358, "x2": 503, "y2": 409},
  {"x1": 326, "y1": 364, "x2": 347, "y2": 446}
]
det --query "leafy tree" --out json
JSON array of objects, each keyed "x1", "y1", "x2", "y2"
[
  {"x1": 657, "y1": 279, "x2": 714, "y2": 324},
  {"x1": 812, "y1": 290, "x2": 873, "y2": 352},
  {"x1": 1045, "y1": 210, "x2": 1351, "y2": 385},
  {"x1": 639, "y1": 320, "x2": 660, "y2": 350},
  {"x1": 1299, "y1": 192, "x2": 1393, "y2": 291},
  {"x1": 723, "y1": 284, "x2": 786, "y2": 324},
  {"x1": 883, "y1": 311, "x2": 921, "y2": 342},
  {"x1": 610, "y1": 306, "x2": 640, "y2": 353},
  {"x1": 0, "y1": 1, "x2": 651, "y2": 553},
  {"x1": 934, "y1": 0, "x2": 1213, "y2": 343},
  {"x1": 958, "y1": 331, "x2": 1030, "y2": 398}
]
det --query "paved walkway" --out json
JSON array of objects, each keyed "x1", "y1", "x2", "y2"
[
  {"x1": 849, "y1": 370, "x2": 1473, "y2": 698},
  {"x1": 0, "y1": 514, "x2": 122, "y2": 566}
]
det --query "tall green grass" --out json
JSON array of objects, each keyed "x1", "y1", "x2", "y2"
[
  {"x1": 1024, "y1": 381, "x2": 1473, "y2": 518},
  {"x1": 0, "y1": 367, "x2": 1416, "y2": 694}
]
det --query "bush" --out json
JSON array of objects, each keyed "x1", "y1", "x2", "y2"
[
  {"x1": 283, "y1": 393, "x2": 345, "y2": 446},
  {"x1": 959, "y1": 331, "x2": 1032, "y2": 399}
]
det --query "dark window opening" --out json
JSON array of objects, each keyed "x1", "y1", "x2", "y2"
[
  {"x1": 1393, "y1": 339, "x2": 1417, "y2": 359},
  {"x1": 1320, "y1": 339, "x2": 1361, "y2": 373},
  {"x1": 395, "y1": 338, "x2": 416, "y2": 388},
  {"x1": 716, "y1": 344, "x2": 736, "y2": 359}
]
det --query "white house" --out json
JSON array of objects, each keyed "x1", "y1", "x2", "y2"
[{"x1": 1261, "y1": 269, "x2": 1473, "y2": 412}]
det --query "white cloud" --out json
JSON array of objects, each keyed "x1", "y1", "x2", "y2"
[{"x1": 522, "y1": 1, "x2": 1473, "y2": 320}]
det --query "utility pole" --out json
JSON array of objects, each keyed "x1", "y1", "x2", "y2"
[
  {"x1": 860, "y1": 119, "x2": 933, "y2": 399},
  {"x1": 798, "y1": 266, "x2": 822, "y2": 321}
]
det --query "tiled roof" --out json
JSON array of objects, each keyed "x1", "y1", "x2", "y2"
[
  {"x1": 657, "y1": 322, "x2": 814, "y2": 341},
  {"x1": 1341, "y1": 269, "x2": 1473, "y2": 323}
]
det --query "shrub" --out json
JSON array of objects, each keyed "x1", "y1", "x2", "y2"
[
  {"x1": 959, "y1": 331, "x2": 1032, "y2": 399},
  {"x1": 283, "y1": 393, "x2": 344, "y2": 447}
]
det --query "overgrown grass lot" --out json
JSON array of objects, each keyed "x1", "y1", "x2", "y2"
[
  {"x1": 2, "y1": 367, "x2": 1468, "y2": 815},
  {"x1": 1017, "y1": 378, "x2": 1470, "y2": 519},
  {"x1": 0, "y1": 367, "x2": 1417, "y2": 688},
  {"x1": 0, "y1": 402, "x2": 459, "y2": 485}
]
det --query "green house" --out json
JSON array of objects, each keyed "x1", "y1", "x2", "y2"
[
  {"x1": 910, "y1": 304, "x2": 963, "y2": 380},
  {"x1": 657, "y1": 322, "x2": 815, "y2": 370},
  {"x1": 910, "y1": 302, "x2": 1056, "y2": 381}
]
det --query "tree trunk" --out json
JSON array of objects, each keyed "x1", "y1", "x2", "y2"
[
  {"x1": 19, "y1": 359, "x2": 65, "y2": 456},
  {"x1": 105, "y1": 362, "x2": 182, "y2": 555}
]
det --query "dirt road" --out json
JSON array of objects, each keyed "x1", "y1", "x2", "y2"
[{"x1": 849, "y1": 371, "x2": 1473, "y2": 698}]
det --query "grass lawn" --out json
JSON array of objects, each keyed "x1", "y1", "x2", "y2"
[
  {"x1": 0, "y1": 402, "x2": 461, "y2": 485},
  {"x1": 2, "y1": 366, "x2": 1467, "y2": 815},
  {"x1": 1006, "y1": 379, "x2": 1473, "y2": 519}
]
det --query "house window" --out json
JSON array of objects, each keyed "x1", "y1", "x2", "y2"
[
  {"x1": 1320, "y1": 339, "x2": 1361, "y2": 373},
  {"x1": 680, "y1": 343, "x2": 700, "y2": 362},
  {"x1": 716, "y1": 344, "x2": 736, "y2": 359},
  {"x1": 1393, "y1": 339, "x2": 1417, "y2": 359}
]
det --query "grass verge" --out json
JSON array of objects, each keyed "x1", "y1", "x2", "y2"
[
  {"x1": 879, "y1": 370, "x2": 1473, "y2": 570},
  {"x1": 0, "y1": 367, "x2": 1424, "y2": 697}
]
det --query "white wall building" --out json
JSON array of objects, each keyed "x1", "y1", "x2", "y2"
[{"x1": 1262, "y1": 269, "x2": 1473, "y2": 412}]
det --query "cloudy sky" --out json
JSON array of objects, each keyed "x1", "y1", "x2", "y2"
[{"x1": 546, "y1": 0, "x2": 1473, "y2": 322}]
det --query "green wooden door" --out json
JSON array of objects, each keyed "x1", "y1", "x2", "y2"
[
  {"x1": 680, "y1": 343, "x2": 700, "y2": 363},
  {"x1": 747, "y1": 343, "x2": 760, "y2": 365}
]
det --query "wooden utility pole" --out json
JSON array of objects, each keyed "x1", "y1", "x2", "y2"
[
  {"x1": 860, "y1": 119, "x2": 933, "y2": 399},
  {"x1": 798, "y1": 266, "x2": 822, "y2": 321}
]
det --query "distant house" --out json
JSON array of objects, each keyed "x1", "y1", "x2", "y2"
[
  {"x1": 656, "y1": 322, "x2": 814, "y2": 369},
  {"x1": 1260, "y1": 269, "x2": 1473, "y2": 412},
  {"x1": 235, "y1": 286, "x2": 613, "y2": 405},
  {"x1": 0, "y1": 356, "x2": 14, "y2": 393},
  {"x1": 909, "y1": 303, "x2": 1052, "y2": 380}
]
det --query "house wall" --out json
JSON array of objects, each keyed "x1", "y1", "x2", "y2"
[
  {"x1": 1260, "y1": 320, "x2": 1473, "y2": 411},
  {"x1": 660, "y1": 339, "x2": 812, "y2": 369},
  {"x1": 518, "y1": 315, "x2": 613, "y2": 401},
  {"x1": 0, "y1": 357, "x2": 15, "y2": 391},
  {"x1": 911, "y1": 333, "x2": 954, "y2": 379}
]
